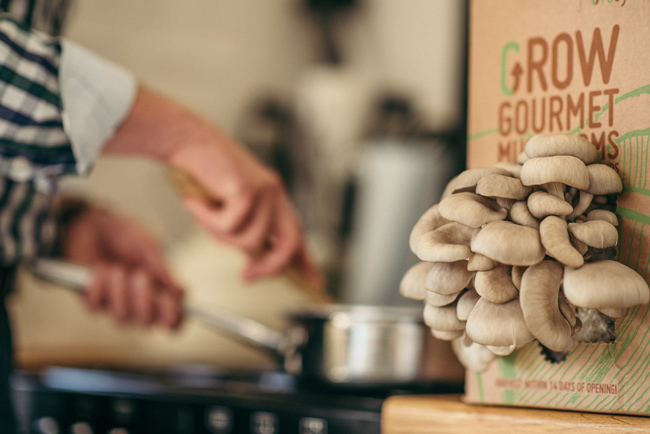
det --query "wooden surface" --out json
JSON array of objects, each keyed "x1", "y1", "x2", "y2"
[{"x1": 382, "y1": 395, "x2": 650, "y2": 433}]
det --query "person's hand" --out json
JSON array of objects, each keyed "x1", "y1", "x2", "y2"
[
  {"x1": 102, "y1": 88, "x2": 325, "y2": 291},
  {"x1": 169, "y1": 132, "x2": 323, "y2": 288},
  {"x1": 60, "y1": 204, "x2": 183, "y2": 329}
]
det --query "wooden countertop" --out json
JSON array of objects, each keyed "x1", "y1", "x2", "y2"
[{"x1": 382, "y1": 395, "x2": 650, "y2": 433}]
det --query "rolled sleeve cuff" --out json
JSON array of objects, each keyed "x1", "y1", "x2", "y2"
[{"x1": 59, "y1": 39, "x2": 137, "y2": 176}]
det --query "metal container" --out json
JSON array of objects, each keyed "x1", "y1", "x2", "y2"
[
  {"x1": 284, "y1": 304, "x2": 437, "y2": 386},
  {"x1": 30, "y1": 259, "x2": 463, "y2": 388}
]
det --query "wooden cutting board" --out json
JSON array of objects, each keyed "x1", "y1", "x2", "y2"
[{"x1": 382, "y1": 395, "x2": 650, "y2": 433}]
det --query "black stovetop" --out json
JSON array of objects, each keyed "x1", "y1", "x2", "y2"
[{"x1": 12, "y1": 366, "x2": 463, "y2": 434}]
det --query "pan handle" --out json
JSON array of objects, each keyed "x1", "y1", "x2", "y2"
[{"x1": 29, "y1": 258, "x2": 286, "y2": 356}]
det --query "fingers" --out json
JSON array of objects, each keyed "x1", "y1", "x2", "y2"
[
  {"x1": 184, "y1": 190, "x2": 276, "y2": 256},
  {"x1": 293, "y1": 246, "x2": 326, "y2": 292},
  {"x1": 84, "y1": 263, "x2": 184, "y2": 330},
  {"x1": 243, "y1": 197, "x2": 302, "y2": 281}
]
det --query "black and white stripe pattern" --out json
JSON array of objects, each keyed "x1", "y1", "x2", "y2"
[
  {"x1": 0, "y1": 0, "x2": 72, "y2": 265},
  {"x1": 0, "y1": 178, "x2": 55, "y2": 264},
  {"x1": 1, "y1": 0, "x2": 71, "y2": 36}
]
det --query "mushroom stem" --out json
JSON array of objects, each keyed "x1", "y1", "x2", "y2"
[
  {"x1": 543, "y1": 182, "x2": 565, "y2": 199},
  {"x1": 520, "y1": 261, "x2": 573, "y2": 352},
  {"x1": 567, "y1": 191, "x2": 594, "y2": 220}
]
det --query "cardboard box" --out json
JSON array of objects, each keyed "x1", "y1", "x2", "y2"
[{"x1": 464, "y1": 0, "x2": 650, "y2": 414}]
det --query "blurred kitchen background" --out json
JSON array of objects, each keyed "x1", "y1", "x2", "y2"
[{"x1": 9, "y1": 0, "x2": 467, "y2": 371}]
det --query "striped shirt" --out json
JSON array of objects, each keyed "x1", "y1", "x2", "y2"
[{"x1": 0, "y1": 1, "x2": 136, "y2": 265}]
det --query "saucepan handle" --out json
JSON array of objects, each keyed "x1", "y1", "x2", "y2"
[{"x1": 29, "y1": 258, "x2": 286, "y2": 356}]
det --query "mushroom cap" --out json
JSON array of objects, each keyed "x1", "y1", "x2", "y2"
[
  {"x1": 414, "y1": 222, "x2": 475, "y2": 262},
  {"x1": 425, "y1": 289, "x2": 461, "y2": 307},
  {"x1": 476, "y1": 174, "x2": 532, "y2": 200},
  {"x1": 465, "y1": 298, "x2": 535, "y2": 347},
  {"x1": 456, "y1": 289, "x2": 481, "y2": 321},
  {"x1": 467, "y1": 253, "x2": 499, "y2": 272},
  {"x1": 568, "y1": 220, "x2": 618, "y2": 249},
  {"x1": 487, "y1": 345, "x2": 518, "y2": 356},
  {"x1": 425, "y1": 260, "x2": 475, "y2": 295},
  {"x1": 558, "y1": 294, "x2": 578, "y2": 328},
  {"x1": 431, "y1": 329, "x2": 464, "y2": 341},
  {"x1": 524, "y1": 134, "x2": 598, "y2": 164},
  {"x1": 438, "y1": 192, "x2": 507, "y2": 228},
  {"x1": 517, "y1": 152, "x2": 530, "y2": 165},
  {"x1": 511, "y1": 266, "x2": 527, "y2": 290},
  {"x1": 587, "y1": 209, "x2": 619, "y2": 226},
  {"x1": 586, "y1": 164, "x2": 623, "y2": 195},
  {"x1": 399, "y1": 262, "x2": 432, "y2": 300},
  {"x1": 474, "y1": 265, "x2": 518, "y2": 304},
  {"x1": 510, "y1": 201, "x2": 540, "y2": 229},
  {"x1": 520, "y1": 260, "x2": 573, "y2": 352},
  {"x1": 471, "y1": 221, "x2": 545, "y2": 266},
  {"x1": 496, "y1": 197, "x2": 516, "y2": 210},
  {"x1": 520, "y1": 156, "x2": 590, "y2": 190},
  {"x1": 571, "y1": 236, "x2": 589, "y2": 255},
  {"x1": 409, "y1": 204, "x2": 449, "y2": 253},
  {"x1": 423, "y1": 303, "x2": 466, "y2": 331},
  {"x1": 598, "y1": 307, "x2": 629, "y2": 318},
  {"x1": 494, "y1": 162, "x2": 523, "y2": 178},
  {"x1": 442, "y1": 167, "x2": 512, "y2": 196},
  {"x1": 539, "y1": 216, "x2": 584, "y2": 269},
  {"x1": 451, "y1": 339, "x2": 496, "y2": 372},
  {"x1": 527, "y1": 191, "x2": 573, "y2": 219},
  {"x1": 563, "y1": 260, "x2": 650, "y2": 309}
]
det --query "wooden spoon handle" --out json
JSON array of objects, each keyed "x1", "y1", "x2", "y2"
[{"x1": 169, "y1": 168, "x2": 332, "y2": 304}]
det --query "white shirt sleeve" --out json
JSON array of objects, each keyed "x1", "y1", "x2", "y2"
[{"x1": 59, "y1": 39, "x2": 137, "y2": 176}]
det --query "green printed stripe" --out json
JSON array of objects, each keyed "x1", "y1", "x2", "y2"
[
  {"x1": 515, "y1": 342, "x2": 538, "y2": 367},
  {"x1": 643, "y1": 137, "x2": 650, "y2": 190},
  {"x1": 635, "y1": 136, "x2": 642, "y2": 188},
  {"x1": 620, "y1": 346, "x2": 650, "y2": 412},
  {"x1": 619, "y1": 208, "x2": 650, "y2": 226},
  {"x1": 615, "y1": 85, "x2": 650, "y2": 104},
  {"x1": 549, "y1": 345, "x2": 603, "y2": 408},
  {"x1": 616, "y1": 127, "x2": 650, "y2": 144},
  {"x1": 625, "y1": 222, "x2": 638, "y2": 266},
  {"x1": 622, "y1": 187, "x2": 650, "y2": 196},
  {"x1": 636, "y1": 225, "x2": 646, "y2": 272},
  {"x1": 468, "y1": 128, "x2": 500, "y2": 142},
  {"x1": 477, "y1": 372, "x2": 485, "y2": 403}
]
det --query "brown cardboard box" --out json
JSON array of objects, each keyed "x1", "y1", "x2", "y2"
[{"x1": 464, "y1": 0, "x2": 650, "y2": 414}]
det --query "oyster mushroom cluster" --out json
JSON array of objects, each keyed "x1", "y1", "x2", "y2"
[{"x1": 400, "y1": 134, "x2": 650, "y2": 371}]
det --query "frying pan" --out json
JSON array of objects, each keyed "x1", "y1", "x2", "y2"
[{"x1": 29, "y1": 259, "x2": 462, "y2": 389}]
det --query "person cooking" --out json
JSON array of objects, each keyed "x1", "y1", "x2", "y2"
[{"x1": 0, "y1": 1, "x2": 324, "y2": 431}]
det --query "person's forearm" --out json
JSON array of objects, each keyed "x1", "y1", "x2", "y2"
[{"x1": 102, "y1": 86, "x2": 217, "y2": 162}]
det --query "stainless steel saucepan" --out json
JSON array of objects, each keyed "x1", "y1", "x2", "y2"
[{"x1": 30, "y1": 258, "x2": 463, "y2": 388}]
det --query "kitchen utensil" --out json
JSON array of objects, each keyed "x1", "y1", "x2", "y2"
[
  {"x1": 30, "y1": 258, "x2": 460, "y2": 388},
  {"x1": 168, "y1": 168, "x2": 332, "y2": 304}
]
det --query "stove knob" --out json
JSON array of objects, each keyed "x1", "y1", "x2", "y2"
[
  {"x1": 205, "y1": 406, "x2": 233, "y2": 433},
  {"x1": 32, "y1": 416, "x2": 59, "y2": 434},
  {"x1": 251, "y1": 412, "x2": 278, "y2": 434},
  {"x1": 300, "y1": 417, "x2": 328, "y2": 434},
  {"x1": 69, "y1": 422, "x2": 93, "y2": 434},
  {"x1": 112, "y1": 398, "x2": 136, "y2": 424}
]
